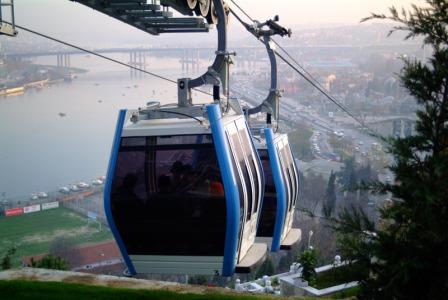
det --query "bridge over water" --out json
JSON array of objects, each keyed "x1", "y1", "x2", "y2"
[{"x1": 5, "y1": 43, "x2": 423, "y2": 73}]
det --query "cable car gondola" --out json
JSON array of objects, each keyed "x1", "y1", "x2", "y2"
[
  {"x1": 96, "y1": 0, "x2": 267, "y2": 276},
  {"x1": 106, "y1": 104, "x2": 266, "y2": 276},
  {"x1": 235, "y1": 14, "x2": 301, "y2": 251},
  {"x1": 255, "y1": 129, "x2": 301, "y2": 251}
]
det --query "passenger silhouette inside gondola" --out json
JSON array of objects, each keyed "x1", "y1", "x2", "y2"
[
  {"x1": 170, "y1": 160, "x2": 184, "y2": 190},
  {"x1": 113, "y1": 174, "x2": 142, "y2": 216}
]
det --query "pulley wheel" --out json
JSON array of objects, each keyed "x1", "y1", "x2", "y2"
[
  {"x1": 206, "y1": 1, "x2": 229, "y2": 25},
  {"x1": 195, "y1": 0, "x2": 211, "y2": 17},
  {"x1": 187, "y1": 0, "x2": 197, "y2": 10}
]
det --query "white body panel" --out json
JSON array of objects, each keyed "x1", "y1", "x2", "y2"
[
  {"x1": 130, "y1": 255, "x2": 224, "y2": 275},
  {"x1": 122, "y1": 110, "x2": 211, "y2": 137}
]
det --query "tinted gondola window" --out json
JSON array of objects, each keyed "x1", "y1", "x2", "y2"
[
  {"x1": 285, "y1": 144, "x2": 299, "y2": 207},
  {"x1": 257, "y1": 149, "x2": 277, "y2": 237},
  {"x1": 225, "y1": 125, "x2": 246, "y2": 259},
  {"x1": 237, "y1": 122, "x2": 260, "y2": 215},
  {"x1": 227, "y1": 137, "x2": 245, "y2": 224},
  {"x1": 111, "y1": 135, "x2": 227, "y2": 256},
  {"x1": 229, "y1": 129, "x2": 253, "y2": 221},
  {"x1": 280, "y1": 143, "x2": 295, "y2": 212},
  {"x1": 277, "y1": 143, "x2": 291, "y2": 211}
]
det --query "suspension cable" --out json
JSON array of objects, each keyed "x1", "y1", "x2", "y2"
[
  {"x1": 228, "y1": 1, "x2": 379, "y2": 135},
  {"x1": 9, "y1": 22, "x2": 216, "y2": 98},
  {"x1": 229, "y1": 0, "x2": 254, "y2": 22}
]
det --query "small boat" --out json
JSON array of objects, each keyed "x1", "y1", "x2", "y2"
[
  {"x1": 70, "y1": 185, "x2": 80, "y2": 192},
  {"x1": 77, "y1": 182, "x2": 90, "y2": 189},
  {"x1": 59, "y1": 187, "x2": 70, "y2": 194},
  {"x1": 36, "y1": 192, "x2": 48, "y2": 199},
  {"x1": 91, "y1": 179, "x2": 103, "y2": 186}
]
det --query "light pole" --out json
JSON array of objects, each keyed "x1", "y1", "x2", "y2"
[{"x1": 308, "y1": 230, "x2": 314, "y2": 249}]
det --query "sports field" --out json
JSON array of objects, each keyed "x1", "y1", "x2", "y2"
[{"x1": 0, "y1": 207, "x2": 113, "y2": 267}]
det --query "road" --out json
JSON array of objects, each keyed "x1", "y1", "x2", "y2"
[{"x1": 230, "y1": 77, "x2": 391, "y2": 169}]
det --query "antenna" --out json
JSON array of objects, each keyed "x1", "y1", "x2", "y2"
[{"x1": 0, "y1": 0, "x2": 17, "y2": 36}]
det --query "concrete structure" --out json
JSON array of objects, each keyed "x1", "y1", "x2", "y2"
[
  {"x1": 236, "y1": 258, "x2": 358, "y2": 297},
  {"x1": 279, "y1": 260, "x2": 359, "y2": 297}
]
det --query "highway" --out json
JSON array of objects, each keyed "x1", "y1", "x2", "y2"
[{"x1": 230, "y1": 77, "x2": 385, "y2": 163}]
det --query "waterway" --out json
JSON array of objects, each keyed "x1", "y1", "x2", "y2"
[{"x1": 0, "y1": 53, "x2": 211, "y2": 199}]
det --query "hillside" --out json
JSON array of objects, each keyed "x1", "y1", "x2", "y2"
[{"x1": 0, "y1": 268, "x2": 356, "y2": 299}]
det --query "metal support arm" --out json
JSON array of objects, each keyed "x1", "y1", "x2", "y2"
[
  {"x1": 231, "y1": 11, "x2": 291, "y2": 124},
  {"x1": 187, "y1": 0, "x2": 228, "y2": 94}
]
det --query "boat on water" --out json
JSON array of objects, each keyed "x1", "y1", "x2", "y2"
[
  {"x1": 59, "y1": 187, "x2": 70, "y2": 194},
  {"x1": 0, "y1": 86, "x2": 24, "y2": 96},
  {"x1": 23, "y1": 79, "x2": 50, "y2": 88}
]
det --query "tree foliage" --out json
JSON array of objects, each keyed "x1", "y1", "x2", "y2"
[
  {"x1": 255, "y1": 257, "x2": 275, "y2": 278},
  {"x1": 28, "y1": 255, "x2": 69, "y2": 271},
  {"x1": 323, "y1": 171, "x2": 337, "y2": 217},
  {"x1": 333, "y1": 1, "x2": 448, "y2": 298},
  {"x1": 1, "y1": 246, "x2": 16, "y2": 270},
  {"x1": 297, "y1": 248, "x2": 318, "y2": 284}
]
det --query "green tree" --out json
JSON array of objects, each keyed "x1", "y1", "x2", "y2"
[
  {"x1": 28, "y1": 255, "x2": 69, "y2": 271},
  {"x1": 297, "y1": 248, "x2": 318, "y2": 284},
  {"x1": 323, "y1": 171, "x2": 337, "y2": 217},
  {"x1": 333, "y1": 1, "x2": 448, "y2": 298},
  {"x1": 338, "y1": 157, "x2": 356, "y2": 189},
  {"x1": 255, "y1": 257, "x2": 275, "y2": 278},
  {"x1": 1, "y1": 246, "x2": 16, "y2": 270}
]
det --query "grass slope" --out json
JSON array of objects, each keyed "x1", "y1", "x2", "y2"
[
  {"x1": 0, "y1": 279, "x2": 359, "y2": 300},
  {"x1": 0, "y1": 280, "x2": 284, "y2": 300},
  {"x1": 0, "y1": 207, "x2": 112, "y2": 266}
]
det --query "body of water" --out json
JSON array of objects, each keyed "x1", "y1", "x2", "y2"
[{"x1": 0, "y1": 53, "x2": 212, "y2": 199}]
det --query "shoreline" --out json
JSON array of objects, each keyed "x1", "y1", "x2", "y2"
[{"x1": 0, "y1": 64, "x2": 88, "y2": 97}]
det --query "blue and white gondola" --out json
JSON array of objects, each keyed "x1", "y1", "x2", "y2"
[
  {"x1": 255, "y1": 128, "x2": 301, "y2": 251},
  {"x1": 105, "y1": 104, "x2": 267, "y2": 276},
  {"x1": 237, "y1": 15, "x2": 301, "y2": 252}
]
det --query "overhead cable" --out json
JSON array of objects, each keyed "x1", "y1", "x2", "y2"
[
  {"x1": 228, "y1": 1, "x2": 378, "y2": 134},
  {"x1": 8, "y1": 22, "x2": 217, "y2": 98}
]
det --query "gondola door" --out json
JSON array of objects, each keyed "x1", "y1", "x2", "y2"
[
  {"x1": 276, "y1": 138, "x2": 293, "y2": 241},
  {"x1": 235, "y1": 119, "x2": 262, "y2": 259},
  {"x1": 226, "y1": 121, "x2": 256, "y2": 262},
  {"x1": 284, "y1": 140, "x2": 299, "y2": 232}
]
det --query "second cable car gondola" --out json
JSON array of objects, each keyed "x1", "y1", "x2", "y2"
[
  {"x1": 236, "y1": 15, "x2": 302, "y2": 251},
  {"x1": 256, "y1": 128, "x2": 301, "y2": 251}
]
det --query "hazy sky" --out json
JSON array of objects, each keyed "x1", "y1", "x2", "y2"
[
  {"x1": 11, "y1": 0, "x2": 422, "y2": 47},
  {"x1": 235, "y1": 0, "x2": 419, "y2": 24}
]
